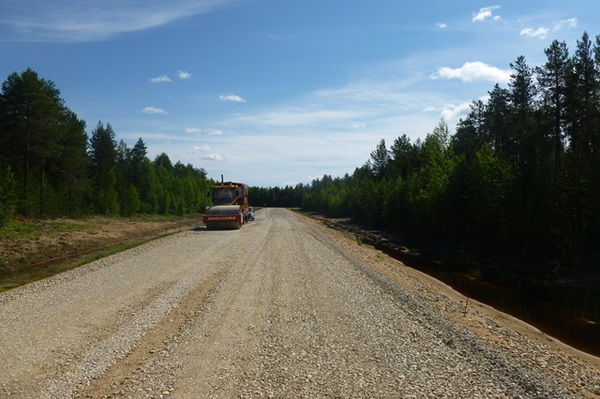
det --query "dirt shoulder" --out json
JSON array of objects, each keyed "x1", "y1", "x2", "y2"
[{"x1": 0, "y1": 215, "x2": 202, "y2": 291}]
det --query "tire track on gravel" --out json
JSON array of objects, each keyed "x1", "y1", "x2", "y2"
[{"x1": 80, "y1": 270, "x2": 226, "y2": 398}]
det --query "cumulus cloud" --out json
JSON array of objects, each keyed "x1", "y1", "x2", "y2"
[
  {"x1": 421, "y1": 103, "x2": 472, "y2": 122},
  {"x1": 520, "y1": 27, "x2": 549, "y2": 39},
  {"x1": 219, "y1": 94, "x2": 247, "y2": 103},
  {"x1": 441, "y1": 102, "x2": 473, "y2": 121},
  {"x1": 142, "y1": 106, "x2": 168, "y2": 115},
  {"x1": 430, "y1": 61, "x2": 511, "y2": 84},
  {"x1": 436, "y1": 22, "x2": 447, "y2": 29},
  {"x1": 177, "y1": 70, "x2": 192, "y2": 79},
  {"x1": 472, "y1": 5, "x2": 501, "y2": 22},
  {"x1": 150, "y1": 75, "x2": 171, "y2": 83}
]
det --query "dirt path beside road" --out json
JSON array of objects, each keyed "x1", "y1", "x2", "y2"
[{"x1": 0, "y1": 208, "x2": 598, "y2": 398}]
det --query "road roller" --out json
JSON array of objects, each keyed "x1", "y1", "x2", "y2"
[{"x1": 202, "y1": 178, "x2": 251, "y2": 229}]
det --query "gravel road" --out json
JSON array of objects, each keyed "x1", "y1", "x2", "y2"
[{"x1": 1, "y1": 208, "x2": 598, "y2": 398}]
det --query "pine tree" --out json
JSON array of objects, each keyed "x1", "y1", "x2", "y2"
[
  {"x1": 567, "y1": 32, "x2": 599, "y2": 163},
  {"x1": 509, "y1": 56, "x2": 539, "y2": 204},
  {"x1": 484, "y1": 84, "x2": 512, "y2": 158},
  {"x1": 0, "y1": 69, "x2": 66, "y2": 215},
  {"x1": 453, "y1": 100, "x2": 487, "y2": 159},
  {"x1": 537, "y1": 40, "x2": 570, "y2": 172}
]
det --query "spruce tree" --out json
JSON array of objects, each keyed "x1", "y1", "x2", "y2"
[{"x1": 89, "y1": 122, "x2": 119, "y2": 214}]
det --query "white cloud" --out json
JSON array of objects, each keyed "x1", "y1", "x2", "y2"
[
  {"x1": 185, "y1": 127, "x2": 224, "y2": 135},
  {"x1": 554, "y1": 18, "x2": 578, "y2": 31},
  {"x1": 142, "y1": 106, "x2": 168, "y2": 115},
  {"x1": 193, "y1": 144, "x2": 211, "y2": 152},
  {"x1": 472, "y1": 6, "x2": 501, "y2": 22},
  {"x1": 177, "y1": 70, "x2": 192, "y2": 79},
  {"x1": 201, "y1": 153, "x2": 225, "y2": 161},
  {"x1": 521, "y1": 18, "x2": 577, "y2": 40},
  {"x1": 431, "y1": 61, "x2": 511, "y2": 83},
  {"x1": 191, "y1": 145, "x2": 224, "y2": 161},
  {"x1": 219, "y1": 94, "x2": 247, "y2": 103},
  {"x1": 191, "y1": 144, "x2": 225, "y2": 161},
  {"x1": 520, "y1": 27, "x2": 549, "y2": 39},
  {"x1": 436, "y1": 22, "x2": 447, "y2": 29},
  {"x1": 150, "y1": 75, "x2": 171, "y2": 83},
  {"x1": 441, "y1": 102, "x2": 472, "y2": 121},
  {"x1": 131, "y1": 60, "x2": 492, "y2": 187},
  {"x1": 235, "y1": 109, "x2": 363, "y2": 127},
  {"x1": 2, "y1": 0, "x2": 244, "y2": 42}
]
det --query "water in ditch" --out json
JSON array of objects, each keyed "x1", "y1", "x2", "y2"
[{"x1": 384, "y1": 247, "x2": 600, "y2": 357}]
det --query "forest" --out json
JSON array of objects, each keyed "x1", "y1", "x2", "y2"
[
  {"x1": 3, "y1": 32, "x2": 600, "y2": 270},
  {"x1": 0, "y1": 68, "x2": 212, "y2": 225},
  {"x1": 252, "y1": 32, "x2": 600, "y2": 270}
]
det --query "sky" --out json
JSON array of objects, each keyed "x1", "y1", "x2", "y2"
[{"x1": 1, "y1": 1, "x2": 599, "y2": 187}]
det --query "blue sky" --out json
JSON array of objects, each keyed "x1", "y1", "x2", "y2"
[{"x1": 1, "y1": 1, "x2": 598, "y2": 187}]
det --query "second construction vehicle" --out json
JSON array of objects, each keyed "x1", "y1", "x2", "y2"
[{"x1": 202, "y1": 179, "x2": 252, "y2": 229}]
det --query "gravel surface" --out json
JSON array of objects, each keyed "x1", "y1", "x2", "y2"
[{"x1": 0, "y1": 208, "x2": 598, "y2": 398}]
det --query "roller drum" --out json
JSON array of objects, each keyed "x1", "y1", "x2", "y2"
[{"x1": 203, "y1": 205, "x2": 243, "y2": 229}]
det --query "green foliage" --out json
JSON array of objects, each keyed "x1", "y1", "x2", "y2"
[
  {"x1": 120, "y1": 185, "x2": 141, "y2": 217},
  {"x1": 254, "y1": 32, "x2": 600, "y2": 270},
  {"x1": 0, "y1": 165, "x2": 17, "y2": 226},
  {"x1": 369, "y1": 139, "x2": 390, "y2": 179},
  {"x1": 464, "y1": 145, "x2": 514, "y2": 246},
  {"x1": 97, "y1": 170, "x2": 120, "y2": 216},
  {"x1": 0, "y1": 68, "x2": 85, "y2": 216},
  {"x1": 5, "y1": 30, "x2": 600, "y2": 273},
  {"x1": 0, "y1": 70, "x2": 212, "y2": 220}
]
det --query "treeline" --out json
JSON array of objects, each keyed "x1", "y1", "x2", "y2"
[
  {"x1": 0, "y1": 68, "x2": 211, "y2": 225},
  {"x1": 258, "y1": 32, "x2": 600, "y2": 269}
]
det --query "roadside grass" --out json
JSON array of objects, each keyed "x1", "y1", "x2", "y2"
[
  {"x1": 0, "y1": 215, "x2": 199, "y2": 293},
  {"x1": 0, "y1": 218, "x2": 37, "y2": 240},
  {"x1": 0, "y1": 233, "x2": 172, "y2": 293}
]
